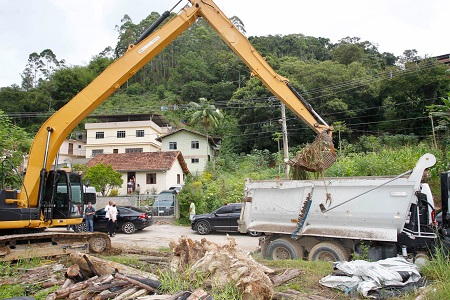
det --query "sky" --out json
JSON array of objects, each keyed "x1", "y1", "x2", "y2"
[{"x1": 0, "y1": 0, "x2": 448, "y2": 88}]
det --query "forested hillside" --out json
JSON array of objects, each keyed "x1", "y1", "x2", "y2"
[{"x1": 0, "y1": 11, "x2": 449, "y2": 155}]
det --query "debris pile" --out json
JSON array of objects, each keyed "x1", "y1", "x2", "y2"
[
  {"x1": 1, "y1": 237, "x2": 313, "y2": 299},
  {"x1": 170, "y1": 235, "x2": 275, "y2": 300},
  {"x1": 288, "y1": 131, "x2": 336, "y2": 173}
]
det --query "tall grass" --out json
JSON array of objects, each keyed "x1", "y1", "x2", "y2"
[{"x1": 420, "y1": 241, "x2": 450, "y2": 299}]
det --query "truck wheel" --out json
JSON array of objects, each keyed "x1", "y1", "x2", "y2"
[
  {"x1": 122, "y1": 222, "x2": 136, "y2": 234},
  {"x1": 266, "y1": 238, "x2": 303, "y2": 260},
  {"x1": 88, "y1": 236, "x2": 107, "y2": 253},
  {"x1": 308, "y1": 241, "x2": 349, "y2": 262},
  {"x1": 248, "y1": 231, "x2": 262, "y2": 237},
  {"x1": 196, "y1": 220, "x2": 211, "y2": 235}
]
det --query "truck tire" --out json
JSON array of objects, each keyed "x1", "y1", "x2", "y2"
[
  {"x1": 196, "y1": 220, "x2": 211, "y2": 235},
  {"x1": 308, "y1": 241, "x2": 349, "y2": 262},
  {"x1": 266, "y1": 238, "x2": 303, "y2": 260},
  {"x1": 248, "y1": 231, "x2": 262, "y2": 237}
]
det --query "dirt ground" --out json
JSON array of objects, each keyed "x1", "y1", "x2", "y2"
[{"x1": 109, "y1": 220, "x2": 261, "y2": 253}]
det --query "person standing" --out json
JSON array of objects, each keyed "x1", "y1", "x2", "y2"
[
  {"x1": 85, "y1": 202, "x2": 95, "y2": 232},
  {"x1": 136, "y1": 184, "x2": 141, "y2": 195},
  {"x1": 128, "y1": 179, "x2": 134, "y2": 194},
  {"x1": 188, "y1": 200, "x2": 196, "y2": 221},
  {"x1": 108, "y1": 202, "x2": 118, "y2": 237},
  {"x1": 105, "y1": 200, "x2": 112, "y2": 218}
]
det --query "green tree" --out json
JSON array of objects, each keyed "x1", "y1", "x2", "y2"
[
  {"x1": 331, "y1": 43, "x2": 365, "y2": 65},
  {"x1": 0, "y1": 110, "x2": 31, "y2": 188},
  {"x1": 83, "y1": 163, "x2": 123, "y2": 196},
  {"x1": 189, "y1": 97, "x2": 224, "y2": 133},
  {"x1": 379, "y1": 58, "x2": 450, "y2": 136}
]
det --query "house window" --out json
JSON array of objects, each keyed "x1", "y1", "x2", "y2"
[
  {"x1": 125, "y1": 148, "x2": 143, "y2": 153},
  {"x1": 113, "y1": 149, "x2": 118, "y2": 154},
  {"x1": 78, "y1": 145, "x2": 81, "y2": 149},
  {"x1": 92, "y1": 149, "x2": 103, "y2": 157},
  {"x1": 177, "y1": 174, "x2": 181, "y2": 184},
  {"x1": 117, "y1": 130, "x2": 126, "y2": 138},
  {"x1": 191, "y1": 141, "x2": 199, "y2": 149},
  {"x1": 191, "y1": 158, "x2": 199, "y2": 163},
  {"x1": 136, "y1": 129, "x2": 144, "y2": 137},
  {"x1": 95, "y1": 132, "x2": 104, "y2": 139},
  {"x1": 169, "y1": 142, "x2": 177, "y2": 150},
  {"x1": 146, "y1": 173, "x2": 156, "y2": 184}
]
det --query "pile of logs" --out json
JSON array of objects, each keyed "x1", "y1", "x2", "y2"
[
  {"x1": 45, "y1": 271, "x2": 159, "y2": 300},
  {"x1": 44, "y1": 253, "x2": 161, "y2": 300},
  {"x1": 42, "y1": 252, "x2": 213, "y2": 300}
]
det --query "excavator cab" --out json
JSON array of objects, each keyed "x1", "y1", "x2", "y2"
[{"x1": 41, "y1": 170, "x2": 85, "y2": 221}]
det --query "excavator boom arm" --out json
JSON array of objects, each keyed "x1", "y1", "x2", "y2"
[{"x1": 21, "y1": 0, "x2": 331, "y2": 206}]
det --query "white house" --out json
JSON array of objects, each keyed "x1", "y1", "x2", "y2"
[
  {"x1": 23, "y1": 136, "x2": 88, "y2": 173},
  {"x1": 156, "y1": 128, "x2": 221, "y2": 174},
  {"x1": 84, "y1": 114, "x2": 171, "y2": 158},
  {"x1": 85, "y1": 151, "x2": 189, "y2": 196}
]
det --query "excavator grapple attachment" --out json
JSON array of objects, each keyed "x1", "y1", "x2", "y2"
[{"x1": 289, "y1": 131, "x2": 336, "y2": 173}]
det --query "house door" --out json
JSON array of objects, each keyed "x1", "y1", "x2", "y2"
[{"x1": 127, "y1": 172, "x2": 136, "y2": 193}]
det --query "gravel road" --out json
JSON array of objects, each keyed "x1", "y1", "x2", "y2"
[{"x1": 110, "y1": 221, "x2": 260, "y2": 253}]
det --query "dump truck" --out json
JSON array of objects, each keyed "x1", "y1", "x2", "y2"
[{"x1": 238, "y1": 153, "x2": 450, "y2": 262}]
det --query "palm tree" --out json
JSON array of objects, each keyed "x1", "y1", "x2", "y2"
[
  {"x1": 189, "y1": 98, "x2": 224, "y2": 164},
  {"x1": 189, "y1": 98, "x2": 223, "y2": 133}
]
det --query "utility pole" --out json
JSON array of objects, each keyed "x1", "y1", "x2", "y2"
[{"x1": 281, "y1": 103, "x2": 290, "y2": 179}]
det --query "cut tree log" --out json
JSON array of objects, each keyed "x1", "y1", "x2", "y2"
[
  {"x1": 86, "y1": 279, "x2": 129, "y2": 293},
  {"x1": 91, "y1": 284, "x2": 133, "y2": 300},
  {"x1": 270, "y1": 268, "x2": 303, "y2": 287},
  {"x1": 122, "y1": 288, "x2": 148, "y2": 300},
  {"x1": 41, "y1": 279, "x2": 66, "y2": 288},
  {"x1": 61, "y1": 278, "x2": 73, "y2": 289},
  {"x1": 54, "y1": 275, "x2": 99, "y2": 298},
  {"x1": 65, "y1": 264, "x2": 85, "y2": 282},
  {"x1": 70, "y1": 251, "x2": 158, "y2": 280},
  {"x1": 113, "y1": 286, "x2": 139, "y2": 300},
  {"x1": 114, "y1": 272, "x2": 156, "y2": 292}
]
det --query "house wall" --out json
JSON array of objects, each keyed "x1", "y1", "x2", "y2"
[
  {"x1": 85, "y1": 120, "x2": 164, "y2": 158},
  {"x1": 161, "y1": 131, "x2": 213, "y2": 174},
  {"x1": 115, "y1": 162, "x2": 185, "y2": 196},
  {"x1": 23, "y1": 139, "x2": 86, "y2": 171}
]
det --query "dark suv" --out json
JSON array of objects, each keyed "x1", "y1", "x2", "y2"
[{"x1": 191, "y1": 203, "x2": 260, "y2": 236}]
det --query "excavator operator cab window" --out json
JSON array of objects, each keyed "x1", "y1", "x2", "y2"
[
  {"x1": 45, "y1": 170, "x2": 69, "y2": 219},
  {"x1": 69, "y1": 172, "x2": 84, "y2": 218},
  {"x1": 43, "y1": 170, "x2": 84, "y2": 219}
]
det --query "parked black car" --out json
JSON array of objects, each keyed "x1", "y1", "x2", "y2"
[
  {"x1": 76, "y1": 206, "x2": 153, "y2": 234},
  {"x1": 191, "y1": 203, "x2": 260, "y2": 236}
]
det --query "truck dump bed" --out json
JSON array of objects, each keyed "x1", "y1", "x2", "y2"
[{"x1": 238, "y1": 154, "x2": 436, "y2": 242}]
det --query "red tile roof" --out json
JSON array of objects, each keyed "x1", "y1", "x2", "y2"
[{"x1": 86, "y1": 151, "x2": 190, "y2": 174}]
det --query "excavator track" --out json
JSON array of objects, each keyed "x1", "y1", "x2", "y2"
[{"x1": 0, "y1": 231, "x2": 111, "y2": 261}]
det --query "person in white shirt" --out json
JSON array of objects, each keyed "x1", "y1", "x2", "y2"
[
  {"x1": 108, "y1": 202, "x2": 118, "y2": 237},
  {"x1": 105, "y1": 201, "x2": 112, "y2": 220}
]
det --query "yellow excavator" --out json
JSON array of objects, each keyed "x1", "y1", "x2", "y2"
[{"x1": 0, "y1": 0, "x2": 333, "y2": 260}]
